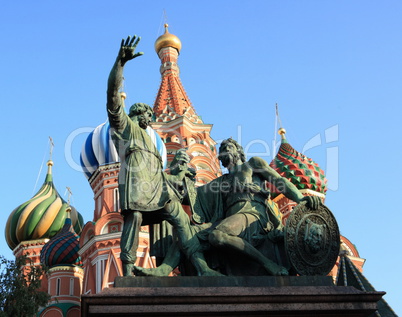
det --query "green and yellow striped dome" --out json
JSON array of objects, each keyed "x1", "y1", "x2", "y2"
[{"x1": 5, "y1": 160, "x2": 83, "y2": 250}]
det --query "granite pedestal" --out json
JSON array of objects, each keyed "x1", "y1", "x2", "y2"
[{"x1": 81, "y1": 276, "x2": 384, "y2": 316}]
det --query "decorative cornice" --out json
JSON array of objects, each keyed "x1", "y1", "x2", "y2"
[
  {"x1": 299, "y1": 189, "x2": 326, "y2": 199},
  {"x1": 48, "y1": 265, "x2": 84, "y2": 274},
  {"x1": 13, "y1": 239, "x2": 49, "y2": 256},
  {"x1": 151, "y1": 116, "x2": 214, "y2": 133},
  {"x1": 78, "y1": 231, "x2": 122, "y2": 255},
  {"x1": 89, "y1": 163, "x2": 121, "y2": 185}
]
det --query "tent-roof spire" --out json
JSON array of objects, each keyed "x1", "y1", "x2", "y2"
[{"x1": 153, "y1": 24, "x2": 201, "y2": 123}]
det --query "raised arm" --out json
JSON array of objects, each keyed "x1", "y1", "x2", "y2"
[
  {"x1": 248, "y1": 157, "x2": 304, "y2": 201},
  {"x1": 248, "y1": 156, "x2": 321, "y2": 209},
  {"x1": 107, "y1": 35, "x2": 144, "y2": 127}
]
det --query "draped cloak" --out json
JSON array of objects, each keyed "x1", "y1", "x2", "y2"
[
  {"x1": 108, "y1": 105, "x2": 180, "y2": 212},
  {"x1": 191, "y1": 174, "x2": 280, "y2": 249}
]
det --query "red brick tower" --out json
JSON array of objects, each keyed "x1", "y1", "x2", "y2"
[
  {"x1": 78, "y1": 161, "x2": 130, "y2": 294},
  {"x1": 145, "y1": 24, "x2": 222, "y2": 263},
  {"x1": 151, "y1": 24, "x2": 221, "y2": 186}
]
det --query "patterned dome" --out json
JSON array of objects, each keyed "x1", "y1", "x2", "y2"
[
  {"x1": 40, "y1": 216, "x2": 82, "y2": 267},
  {"x1": 5, "y1": 161, "x2": 84, "y2": 250},
  {"x1": 269, "y1": 131, "x2": 327, "y2": 196},
  {"x1": 80, "y1": 121, "x2": 167, "y2": 179}
]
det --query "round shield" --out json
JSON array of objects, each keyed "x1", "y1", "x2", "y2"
[{"x1": 285, "y1": 202, "x2": 340, "y2": 276}]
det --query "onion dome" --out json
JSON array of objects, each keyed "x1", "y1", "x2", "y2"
[
  {"x1": 269, "y1": 128, "x2": 327, "y2": 196},
  {"x1": 5, "y1": 161, "x2": 84, "y2": 250},
  {"x1": 155, "y1": 23, "x2": 182, "y2": 54},
  {"x1": 80, "y1": 120, "x2": 167, "y2": 179},
  {"x1": 40, "y1": 209, "x2": 82, "y2": 267},
  {"x1": 80, "y1": 120, "x2": 119, "y2": 179}
]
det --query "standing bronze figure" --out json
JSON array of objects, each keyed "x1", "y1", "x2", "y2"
[{"x1": 107, "y1": 35, "x2": 219, "y2": 276}]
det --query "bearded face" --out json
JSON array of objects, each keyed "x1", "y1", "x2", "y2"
[
  {"x1": 135, "y1": 110, "x2": 153, "y2": 129},
  {"x1": 219, "y1": 143, "x2": 240, "y2": 168}
]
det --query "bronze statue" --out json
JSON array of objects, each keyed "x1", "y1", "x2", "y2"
[
  {"x1": 107, "y1": 35, "x2": 220, "y2": 276},
  {"x1": 135, "y1": 138, "x2": 321, "y2": 276},
  {"x1": 206, "y1": 138, "x2": 320, "y2": 275}
]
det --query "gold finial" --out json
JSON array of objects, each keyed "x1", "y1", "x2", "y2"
[
  {"x1": 66, "y1": 206, "x2": 72, "y2": 219},
  {"x1": 278, "y1": 128, "x2": 287, "y2": 140},
  {"x1": 45, "y1": 160, "x2": 54, "y2": 182},
  {"x1": 120, "y1": 92, "x2": 126, "y2": 100},
  {"x1": 155, "y1": 23, "x2": 182, "y2": 53}
]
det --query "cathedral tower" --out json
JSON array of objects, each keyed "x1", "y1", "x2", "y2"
[{"x1": 151, "y1": 24, "x2": 221, "y2": 186}]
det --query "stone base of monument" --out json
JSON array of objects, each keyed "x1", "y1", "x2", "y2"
[{"x1": 81, "y1": 276, "x2": 384, "y2": 317}]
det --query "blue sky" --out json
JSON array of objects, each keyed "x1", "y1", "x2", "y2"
[{"x1": 1, "y1": 1, "x2": 401, "y2": 314}]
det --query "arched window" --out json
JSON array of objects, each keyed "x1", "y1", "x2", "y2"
[
  {"x1": 56, "y1": 278, "x2": 61, "y2": 296},
  {"x1": 101, "y1": 221, "x2": 122, "y2": 234},
  {"x1": 96, "y1": 256, "x2": 107, "y2": 293},
  {"x1": 97, "y1": 195, "x2": 102, "y2": 214},
  {"x1": 69, "y1": 278, "x2": 74, "y2": 296},
  {"x1": 113, "y1": 188, "x2": 120, "y2": 212}
]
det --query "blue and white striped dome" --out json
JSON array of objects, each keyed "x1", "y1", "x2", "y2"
[{"x1": 80, "y1": 121, "x2": 167, "y2": 179}]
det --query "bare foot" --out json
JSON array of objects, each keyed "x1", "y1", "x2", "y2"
[
  {"x1": 198, "y1": 268, "x2": 225, "y2": 276},
  {"x1": 263, "y1": 262, "x2": 289, "y2": 276},
  {"x1": 274, "y1": 266, "x2": 289, "y2": 276},
  {"x1": 133, "y1": 265, "x2": 172, "y2": 277}
]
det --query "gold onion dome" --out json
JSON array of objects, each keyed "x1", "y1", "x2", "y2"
[
  {"x1": 5, "y1": 160, "x2": 84, "y2": 250},
  {"x1": 154, "y1": 23, "x2": 182, "y2": 53}
]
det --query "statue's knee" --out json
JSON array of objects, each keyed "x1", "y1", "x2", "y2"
[
  {"x1": 131, "y1": 211, "x2": 143, "y2": 225},
  {"x1": 209, "y1": 230, "x2": 226, "y2": 248}
]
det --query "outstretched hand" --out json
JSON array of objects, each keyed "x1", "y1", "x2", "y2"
[
  {"x1": 170, "y1": 149, "x2": 197, "y2": 180},
  {"x1": 170, "y1": 148, "x2": 190, "y2": 173},
  {"x1": 171, "y1": 148, "x2": 190, "y2": 165},
  {"x1": 119, "y1": 35, "x2": 144, "y2": 64}
]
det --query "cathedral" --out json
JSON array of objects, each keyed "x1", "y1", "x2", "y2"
[{"x1": 4, "y1": 24, "x2": 391, "y2": 317}]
